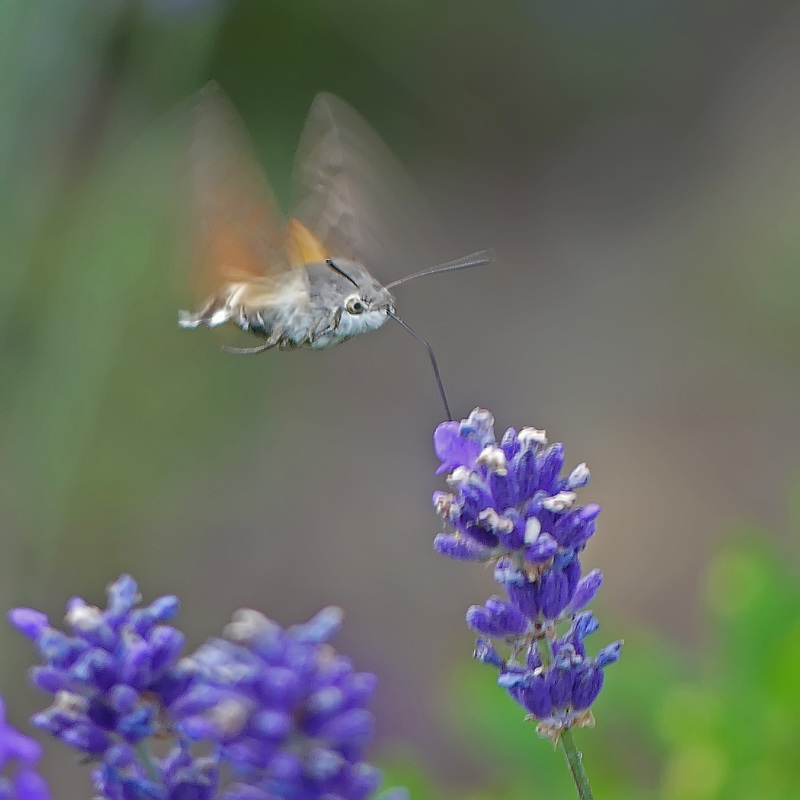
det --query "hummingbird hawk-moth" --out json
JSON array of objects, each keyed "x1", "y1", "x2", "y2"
[{"x1": 178, "y1": 83, "x2": 490, "y2": 419}]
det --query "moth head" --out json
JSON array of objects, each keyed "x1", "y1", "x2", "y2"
[{"x1": 326, "y1": 259, "x2": 395, "y2": 315}]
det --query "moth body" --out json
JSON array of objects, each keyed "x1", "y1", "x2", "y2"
[{"x1": 179, "y1": 258, "x2": 395, "y2": 350}]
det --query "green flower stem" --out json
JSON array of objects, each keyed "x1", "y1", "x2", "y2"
[
  {"x1": 559, "y1": 728, "x2": 595, "y2": 800},
  {"x1": 136, "y1": 742, "x2": 160, "y2": 784},
  {"x1": 536, "y1": 634, "x2": 595, "y2": 800}
]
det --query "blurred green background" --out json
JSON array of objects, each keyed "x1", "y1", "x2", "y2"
[{"x1": 2, "y1": 0, "x2": 800, "y2": 797}]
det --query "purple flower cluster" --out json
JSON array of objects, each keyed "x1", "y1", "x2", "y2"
[
  {"x1": 0, "y1": 696, "x2": 52, "y2": 800},
  {"x1": 9, "y1": 575, "x2": 190, "y2": 755},
  {"x1": 8, "y1": 575, "x2": 210, "y2": 798},
  {"x1": 173, "y1": 606, "x2": 384, "y2": 800},
  {"x1": 91, "y1": 744, "x2": 218, "y2": 800},
  {"x1": 9, "y1": 576, "x2": 395, "y2": 800},
  {"x1": 432, "y1": 408, "x2": 621, "y2": 741}
]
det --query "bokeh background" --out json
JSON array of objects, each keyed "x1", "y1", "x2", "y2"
[{"x1": 2, "y1": 1, "x2": 800, "y2": 798}]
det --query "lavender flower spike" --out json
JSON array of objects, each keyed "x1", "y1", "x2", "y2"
[
  {"x1": 9, "y1": 575, "x2": 192, "y2": 759},
  {"x1": 0, "y1": 694, "x2": 53, "y2": 800},
  {"x1": 11, "y1": 575, "x2": 400, "y2": 800},
  {"x1": 172, "y1": 606, "x2": 387, "y2": 800},
  {"x1": 9, "y1": 575, "x2": 215, "y2": 799},
  {"x1": 432, "y1": 408, "x2": 622, "y2": 742}
]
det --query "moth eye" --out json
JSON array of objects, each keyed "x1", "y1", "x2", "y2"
[{"x1": 345, "y1": 295, "x2": 366, "y2": 315}]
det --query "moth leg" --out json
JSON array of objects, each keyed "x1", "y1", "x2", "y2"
[
  {"x1": 222, "y1": 341, "x2": 277, "y2": 355},
  {"x1": 310, "y1": 308, "x2": 342, "y2": 343}
]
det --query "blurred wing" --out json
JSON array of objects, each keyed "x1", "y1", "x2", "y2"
[
  {"x1": 189, "y1": 82, "x2": 292, "y2": 300},
  {"x1": 290, "y1": 92, "x2": 444, "y2": 277}
]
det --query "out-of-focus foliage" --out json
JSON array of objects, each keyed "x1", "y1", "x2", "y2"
[
  {"x1": 0, "y1": 2, "x2": 246, "y2": 598},
  {"x1": 381, "y1": 492, "x2": 800, "y2": 800}
]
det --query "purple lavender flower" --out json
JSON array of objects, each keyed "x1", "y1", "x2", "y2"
[
  {"x1": 90, "y1": 743, "x2": 219, "y2": 799},
  {"x1": 9, "y1": 575, "x2": 192, "y2": 761},
  {"x1": 172, "y1": 606, "x2": 384, "y2": 800},
  {"x1": 433, "y1": 408, "x2": 622, "y2": 741},
  {"x1": 9, "y1": 575, "x2": 217, "y2": 798},
  {"x1": 0, "y1": 695, "x2": 53, "y2": 800},
  {"x1": 10, "y1": 575, "x2": 393, "y2": 800}
]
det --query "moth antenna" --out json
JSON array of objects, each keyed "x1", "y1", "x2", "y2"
[
  {"x1": 223, "y1": 342, "x2": 277, "y2": 355},
  {"x1": 325, "y1": 258, "x2": 360, "y2": 288},
  {"x1": 387, "y1": 310, "x2": 452, "y2": 421},
  {"x1": 384, "y1": 249, "x2": 493, "y2": 290}
]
